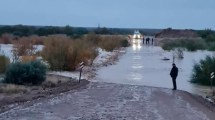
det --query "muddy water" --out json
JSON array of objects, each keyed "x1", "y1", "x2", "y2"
[{"x1": 96, "y1": 41, "x2": 215, "y2": 96}]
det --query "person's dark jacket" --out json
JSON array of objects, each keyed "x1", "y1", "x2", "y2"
[{"x1": 170, "y1": 66, "x2": 178, "y2": 78}]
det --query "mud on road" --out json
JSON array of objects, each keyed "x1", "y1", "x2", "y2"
[{"x1": 0, "y1": 82, "x2": 214, "y2": 120}]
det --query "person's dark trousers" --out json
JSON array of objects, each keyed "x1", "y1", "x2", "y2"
[{"x1": 172, "y1": 77, "x2": 177, "y2": 90}]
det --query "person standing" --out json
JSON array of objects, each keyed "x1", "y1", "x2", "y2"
[
  {"x1": 170, "y1": 63, "x2": 178, "y2": 90},
  {"x1": 146, "y1": 37, "x2": 149, "y2": 44}
]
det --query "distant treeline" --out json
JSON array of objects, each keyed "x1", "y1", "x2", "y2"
[
  {"x1": 0, "y1": 25, "x2": 88, "y2": 38},
  {"x1": 94, "y1": 27, "x2": 161, "y2": 35},
  {"x1": 0, "y1": 25, "x2": 161, "y2": 37}
]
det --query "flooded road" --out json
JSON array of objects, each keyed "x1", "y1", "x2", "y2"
[{"x1": 96, "y1": 41, "x2": 214, "y2": 96}]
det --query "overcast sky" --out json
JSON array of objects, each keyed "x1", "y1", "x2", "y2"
[{"x1": 0, "y1": 0, "x2": 214, "y2": 29}]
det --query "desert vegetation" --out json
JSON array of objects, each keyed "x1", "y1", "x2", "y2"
[
  {"x1": 41, "y1": 35, "x2": 98, "y2": 71},
  {"x1": 4, "y1": 60, "x2": 47, "y2": 85},
  {"x1": 161, "y1": 29, "x2": 215, "y2": 51},
  {"x1": 0, "y1": 55, "x2": 10, "y2": 74},
  {"x1": 98, "y1": 35, "x2": 128, "y2": 51},
  {"x1": 41, "y1": 34, "x2": 128, "y2": 71},
  {"x1": 0, "y1": 32, "x2": 128, "y2": 85},
  {"x1": 161, "y1": 39, "x2": 206, "y2": 51},
  {"x1": 0, "y1": 24, "x2": 130, "y2": 104},
  {"x1": 197, "y1": 29, "x2": 215, "y2": 51},
  {"x1": 0, "y1": 26, "x2": 129, "y2": 108},
  {"x1": 191, "y1": 56, "x2": 215, "y2": 86}
]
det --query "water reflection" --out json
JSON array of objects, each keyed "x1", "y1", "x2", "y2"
[
  {"x1": 128, "y1": 72, "x2": 143, "y2": 81},
  {"x1": 96, "y1": 43, "x2": 215, "y2": 96},
  {"x1": 132, "y1": 43, "x2": 142, "y2": 51},
  {"x1": 132, "y1": 64, "x2": 143, "y2": 69},
  {"x1": 132, "y1": 39, "x2": 142, "y2": 51}
]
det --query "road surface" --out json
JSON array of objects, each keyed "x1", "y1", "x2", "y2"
[{"x1": 0, "y1": 82, "x2": 214, "y2": 120}]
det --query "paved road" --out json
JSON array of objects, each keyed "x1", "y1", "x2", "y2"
[{"x1": 0, "y1": 82, "x2": 214, "y2": 120}]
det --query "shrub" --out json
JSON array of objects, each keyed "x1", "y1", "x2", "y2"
[
  {"x1": 208, "y1": 42, "x2": 215, "y2": 51},
  {"x1": 84, "y1": 33, "x2": 101, "y2": 46},
  {"x1": 120, "y1": 39, "x2": 129, "y2": 47},
  {"x1": 0, "y1": 55, "x2": 10, "y2": 73},
  {"x1": 41, "y1": 35, "x2": 98, "y2": 71},
  {"x1": 41, "y1": 35, "x2": 70, "y2": 70},
  {"x1": 4, "y1": 60, "x2": 47, "y2": 85},
  {"x1": 162, "y1": 39, "x2": 206, "y2": 51},
  {"x1": 98, "y1": 36, "x2": 124, "y2": 51},
  {"x1": 29, "y1": 35, "x2": 44, "y2": 45},
  {"x1": 42, "y1": 34, "x2": 127, "y2": 71},
  {"x1": 65, "y1": 39, "x2": 98, "y2": 70},
  {"x1": 12, "y1": 37, "x2": 36, "y2": 62},
  {"x1": 191, "y1": 56, "x2": 215, "y2": 86},
  {"x1": 0, "y1": 33, "x2": 13, "y2": 44}
]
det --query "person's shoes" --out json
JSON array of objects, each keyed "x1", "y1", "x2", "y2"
[{"x1": 172, "y1": 88, "x2": 176, "y2": 90}]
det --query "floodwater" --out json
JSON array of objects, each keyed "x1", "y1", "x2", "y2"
[{"x1": 96, "y1": 40, "x2": 215, "y2": 96}]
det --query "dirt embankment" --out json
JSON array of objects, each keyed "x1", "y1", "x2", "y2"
[
  {"x1": 155, "y1": 28, "x2": 199, "y2": 38},
  {"x1": 154, "y1": 28, "x2": 202, "y2": 46}
]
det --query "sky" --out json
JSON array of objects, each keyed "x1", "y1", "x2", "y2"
[{"x1": 0, "y1": 0, "x2": 215, "y2": 29}]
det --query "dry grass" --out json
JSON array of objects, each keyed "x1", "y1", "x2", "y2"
[
  {"x1": 0, "y1": 34, "x2": 45, "y2": 45},
  {"x1": 98, "y1": 35, "x2": 126, "y2": 51},
  {"x1": 42, "y1": 74, "x2": 72, "y2": 88},
  {"x1": 0, "y1": 84, "x2": 28, "y2": 94},
  {"x1": 41, "y1": 35, "x2": 98, "y2": 71},
  {"x1": 0, "y1": 34, "x2": 14, "y2": 44},
  {"x1": 0, "y1": 75, "x2": 72, "y2": 94},
  {"x1": 20, "y1": 55, "x2": 37, "y2": 63},
  {"x1": 0, "y1": 55, "x2": 10, "y2": 73}
]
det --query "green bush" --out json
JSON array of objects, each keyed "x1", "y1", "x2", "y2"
[
  {"x1": 0, "y1": 55, "x2": 10, "y2": 73},
  {"x1": 198, "y1": 29, "x2": 215, "y2": 42},
  {"x1": 208, "y1": 42, "x2": 215, "y2": 51},
  {"x1": 4, "y1": 60, "x2": 47, "y2": 85},
  {"x1": 191, "y1": 56, "x2": 215, "y2": 86}
]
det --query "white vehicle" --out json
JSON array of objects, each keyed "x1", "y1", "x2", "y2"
[{"x1": 132, "y1": 30, "x2": 142, "y2": 39}]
